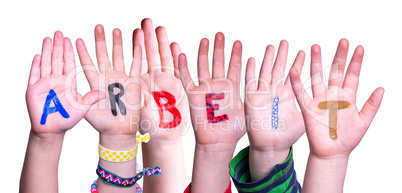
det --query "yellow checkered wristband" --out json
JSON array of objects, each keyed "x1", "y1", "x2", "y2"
[{"x1": 99, "y1": 133, "x2": 151, "y2": 163}]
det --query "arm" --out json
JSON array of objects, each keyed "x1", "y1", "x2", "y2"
[
  {"x1": 178, "y1": 32, "x2": 246, "y2": 192},
  {"x1": 132, "y1": 18, "x2": 187, "y2": 192},
  {"x1": 245, "y1": 40, "x2": 305, "y2": 182},
  {"x1": 231, "y1": 40, "x2": 304, "y2": 192},
  {"x1": 289, "y1": 39, "x2": 384, "y2": 193},
  {"x1": 76, "y1": 25, "x2": 142, "y2": 192},
  {"x1": 20, "y1": 32, "x2": 104, "y2": 193},
  {"x1": 229, "y1": 146, "x2": 301, "y2": 192}
]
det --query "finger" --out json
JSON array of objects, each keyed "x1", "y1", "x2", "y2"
[
  {"x1": 156, "y1": 26, "x2": 174, "y2": 74},
  {"x1": 130, "y1": 44, "x2": 142, "y2": 77},
  {"x1": 343, "y1": 45, "x2": 364, "y2": 92},
  {"x1": 78, "y1": 90, "x2": 106, "y2": 109},
  {"x1": 271, "y1": 40, "x2": 289, "y2": 84},
  {"x1": 63, "y1": 37, "x2": 77, "y2": 98},
  {"x1": 28, "y1": 54, "x2": 41, "y2": 86},
  {"x1": 40, "y1": 37, "x2": 52, "y2": 78},
  {"x1": 76, "y1": 38, "x2": 98, "y2": 88},
  {"x1": 141, "y1": 18, "x2": 161, "y2": 72},
  {"x1": 245, "y1": 57, "x2": 257, "y2": 91},
  {"x1": 132, "y1": 28, "x2": 148, "y2": 75},
  {"x1": 63, "y1": 37, "x2": 75, "y2": 76},
  {"x1": 170, "y1": 42, "x2": 182, "y2": 79},
  {"x1": 310, "y1": 44, "x2": 326, "y2": 98},
  {"x1": 197, "y1": 38, "x2": 211, "y2": 81},
  {"x1": 94, "y1": 24, "x2": 111, "y2": 73},
  {"x1": 212, "y1": 32, "x2": 225, "y2": 79},
  {"x1": 51, "y1": 31, "x2": 64, "y2": 75},
  {"x1": 258, "y1": 45, "x2": 275, "y2": 90},
  {"x1": 285, "y1": 50, "x2": 305, "y2": 86},
  {"x1": 112, "y1": 28, "x2": 125, "y2": 73},
  {"x1": 328, "y1": 38, "x2": 349, "y2": 89},
  {"x1": 290, "y1": 67, "x2": 312, "y2": 110},
  {"x1": 227, "y1": 40, "x2": 242, "y2": 89},
  {"x1": 359, "y1": 87, "x2": 385, "y2": 128},
  {"x1": 178, "y1": 53, "x2": 195, "y2": 91}
]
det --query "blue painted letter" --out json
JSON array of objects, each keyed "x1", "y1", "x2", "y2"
[{"x1": 40, "y1": 89, "x2": 70, "y2": 125}]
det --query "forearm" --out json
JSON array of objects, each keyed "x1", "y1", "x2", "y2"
[
  {"x1": 142, "y1": 138, "x2": 186, "y2": 193},
  {"x1": 249, "y1": 146, "x2": 290, "y2": 182},
  {"x1": 191, "y1": 143, "x2": 236, "y2": 193},
  {"x1": 302, "y1": 154, "x2": 349, "y2": 193},
  {"x1": 97, "y1": 134, "x2": 137, "y2": 193},
  {"x1": 20, "y1": 131, "x2": 65, "y2": 193}
]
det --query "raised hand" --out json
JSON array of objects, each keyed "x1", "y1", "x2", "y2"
[
  {"x1": 179, "y1": 32, "x2": 246, "y2": 146},
  {"x1": 179, "y1": 32, "x2": 246, "y2": 193},
  {"x1": 289, "y1": 39, "x2": 384, "y2": 193},
  {"x1": 133, "y1": 18, "x2": 188, "y2": 141},
  {"x1": 21, "y1": 31, "x2": 104, "y2": 193},
  {"x1": 76, "y1": 25, "x2": 142, "y2": 147},
  {"x1": 27, "y1": 31, "x2": 104, "y2": 135},
  {"x1": 132, "y1": 18, "x2": 187, "y2": 192},
  {"x1": 76, "y1": 25, "x2": 142, "y2": 193},
  {"x1": 244, "y1": 40, "x2": 305, "y2": 181}
]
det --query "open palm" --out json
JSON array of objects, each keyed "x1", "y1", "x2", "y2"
[
  {"x1": 76, "y1": 25, "x2": 142, "y2": 137},
  {"x1": 27, "y1": 31, "x2": 104, "y2": 135},
  {"x1": 179, "y1": 32, "x2": 246, "y2": 145},
  {"x1": 132, "y1": 19, "x2": 189, "y2": 141},
  {"x1": 245, "y1": 40, "x2": 305, "y2": 151},
  {"x1": 290, "y1": 39, "x2": 384, "y2": 158}
]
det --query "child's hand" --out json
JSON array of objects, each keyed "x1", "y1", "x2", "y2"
[
  {"x1": 76, "y1": 25, "x2": 142, "y2": 149},
  {"x1": 133, "y1": 18, "x2": 189, "y2": 142},
  {"x1": 178, "y1": 32, "x2": 246, "y2": 193},
  {"x1": 245, "y1": 40, "x2": 305, "y2": 181},
  {"x1": 290, "y1": 39, "x2": 384, "y2": 158},
  {"x1": 179, "y1": 32, "x2": 246, "y2": 147},
  {"x1": 290, "y1": 39, "x2": 384, "y2": 192},
  {"x1": 26, "y1": 31, "x2": 104, "y2": 137},
  {"x1": 132, "y1": 18, "x2": 187, "y2": 192}
]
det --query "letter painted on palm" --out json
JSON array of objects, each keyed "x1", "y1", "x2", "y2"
[
  {"x1": 317, "y1": 100, "x2": 350, "y2": 140},
  {"x1": 205, "y1": 93, "x2": 229, "y2": 123},
  {"x1": 40, "y1": 89, "x2": 70, "y2": 125},
  {"x1": 152, "y1": 91, "x2": 182, "y2": 129},
  {"x1": 108, "y1": 83, "x2": 126, "y2": 116}
]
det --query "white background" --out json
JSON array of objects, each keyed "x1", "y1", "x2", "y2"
[{"x1": 1, "y1": 0, "x2": 401, "y2": 192}]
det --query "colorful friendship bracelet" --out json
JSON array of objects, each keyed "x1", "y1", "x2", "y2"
[
  {"x1": 96, "y1": 163, "x2": 162, "y2": 188},
  {"x1": 90, "y1": 179, "x2": 143, "y2": 193},
  {"x1": 99, "y1": 133, "x2": 150, "y2": 163}
]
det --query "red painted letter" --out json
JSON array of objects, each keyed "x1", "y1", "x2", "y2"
[
  {"x1": 152, "y1": 91, "x2": 182, "y2": 129},
  {"x1": 205, "y1": 93, "x2": 229, "y2": 123}
]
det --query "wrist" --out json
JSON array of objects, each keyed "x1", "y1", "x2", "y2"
[
  {"x1": 99, "y1": 134, "x2": 137, "y2": 150},
  {"x1": 191, "y1": 143, "x2": 235, "y2": 193},
  {"x1": 303, "y1": 153, "x2": 350, "y2": 193},
  {"x1": 195, "y1": 142, "x2": 237, "y2": 153},
  {"x1": 249, "y1": 146, "x2": 290, "y2": 182},
  {"x1": 310, "y1": 152, "x2": 350, "y2": 162},
  {"x1": 249, "y1": 145, "x2": 290, "y2": 162},
  {"x1": 30, "y1": 130, "x2": 65, "y2": 144}
]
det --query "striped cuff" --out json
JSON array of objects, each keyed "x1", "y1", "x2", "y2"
[{"x1": 229, "y1": 146, "x2": 301, "y2": 193}]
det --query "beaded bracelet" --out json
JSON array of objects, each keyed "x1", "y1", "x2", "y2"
[
  {"x1": 99, "y1": 133, "x2": 150, "y2": 163},
  {"x1": 96, "y1": 163, "x2": 162, "y2": 188}
]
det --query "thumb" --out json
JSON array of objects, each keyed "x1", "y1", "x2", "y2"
[{"x1": 78, "y1": 90, "x2": 106, "y2": 110}]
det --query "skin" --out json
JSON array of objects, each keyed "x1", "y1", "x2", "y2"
[
  {"x1": 245, "y1": 40, "x2": 306, "y2": 181},
  {"x1": 289, "y1": 39, "x2": 384, "y2": 193},
  {"x1": 76, "y1": 25, "x2": 142, "y2": 193},
  {"x1": 179, "y1": 32, "x2": 246, "y2": 193},
  {"x1": 133, "y1": 18, "x2": 187, "y2": 193},
  {"x1": 20, "y1": 31, "x2": 105, "y2": 193}
]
